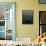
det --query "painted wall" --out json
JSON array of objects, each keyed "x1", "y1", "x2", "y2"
[{"x1": 0, "y1": 0, "x2": 42, "y2": 40}]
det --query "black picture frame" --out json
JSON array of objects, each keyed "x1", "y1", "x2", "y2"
[
  {"x1": 22, "y1": 10, "x2": 33, "y2": 24},
  {"x1": 39, "y1": 11, "x2": 46, "y2": 35},
  {"x1": 39, "y1": 0, "x2": 46, "y2": 4}
]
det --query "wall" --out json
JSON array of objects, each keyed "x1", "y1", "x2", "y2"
[
  {"x1": 16, "y1": 0, "x2": 39, "y2": 40},
  {"x1": 0, "y1": 0, "x2": 40, "y2": 40}
]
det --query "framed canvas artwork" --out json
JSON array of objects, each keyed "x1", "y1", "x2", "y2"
[
  {"x1": 0, "y1": 2, "x2": 16, "y2": 40},
  {"x1": 39, "y1": 0, "x2": 46, "y2": 4},
  {"x1": 22, "y1": 10, "x2": 33, "y2": 24},
  {"x1": 39, "y1": 11, "x2": 46, "y2": 35}
]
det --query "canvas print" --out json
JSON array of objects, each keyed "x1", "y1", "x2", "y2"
[
  {"x1": 22, "y1": 10, "x2": 33, "y2": 24},
  {"x1": 39, "y1": 0, "x2": 46, "y2": 4},
  {"x1": 0, "y1": 2, "x2": 16, "y2": 40},
  {"x1": 39, "y1": 11, "x2": 46, "y2": 34}
]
